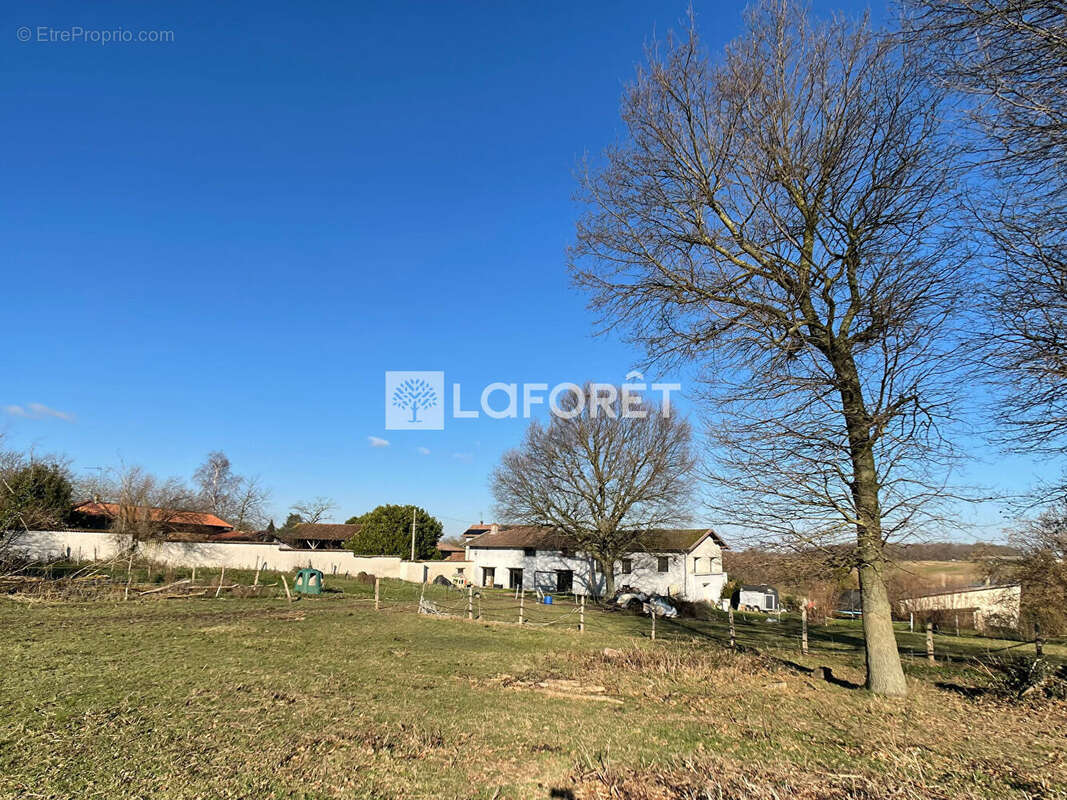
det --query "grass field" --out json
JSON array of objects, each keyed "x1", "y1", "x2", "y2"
[{"x1": 1, "y1": 574, "x2": 1064, "y2": 799}]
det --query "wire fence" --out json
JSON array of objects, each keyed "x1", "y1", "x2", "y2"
[
  {"x1": 366, "y1": 578, "x2": 1059, "y2": 669},
  {"x1": 5, "y1": 558, "x2": 1059, "y2": 670}
]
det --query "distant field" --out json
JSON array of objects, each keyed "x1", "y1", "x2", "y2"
[
  {"x1": 892, "y1": 559, "x2": 984, "y2": 588},
  {"x1": 0, "y1": 575, "x2": 1063, "y2": 799}
]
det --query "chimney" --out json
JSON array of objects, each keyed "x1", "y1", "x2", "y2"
[{"x1": 491, "y1": 524, "x2": 499, "y2": 534}]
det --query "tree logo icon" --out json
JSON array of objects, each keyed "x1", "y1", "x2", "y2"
[
  {"x1": 384, "y1": 371, "x2": 445, "y2": 430},
  {"x1": 392, "y1": 377, "x2": 438, "y2": 423}
]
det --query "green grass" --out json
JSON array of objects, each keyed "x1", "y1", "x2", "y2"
[{"x1": 0, "y1": 577, "x2": 1064, "y2": 799}]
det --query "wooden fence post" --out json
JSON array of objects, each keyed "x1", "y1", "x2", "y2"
[
  {"x1": 253, "y1": 561, "x2": 261, "y2": 587},
  {"x1": 926, "y1": 622, "x2": 935, "y2": 663},
  {"x1": 191, "y1": 565, "x2": 196, "y2": 583},
  {"x1": 909, "y1": 611, "x2": 913, "y2": 632},
  {"x1": 801, "y1": 606, "x2": 809, "y2": 656},
  {"x1": 215, "y1": 566, "x2": 226, "y2": 598},
  {"x1": 519, "y1": 591, "x2": 525, "y2": 626},
  {"x1": 467, "y1": 585, "x2": 473, "y2": 621},
  {"x1": 579, "y1": 595, "x2": 585, "y2": 633},
  {"x1": 374, "y1": 576, "x2": 381, "y2": 611},
  {"x1": 281, "y1": 574, "x2": 292, "y2": 603},
  {"x1": 728, "y1": 606, "x2": 736, "y2": 648},
  {"x1": 650, "y1": 608, "x2": 657, "y2": 641},
  {"x1": 1035, "y1": 624, "x2": 1044, "y2": 658},
  {"x1": 124, "y1": 549, "x2": 134, "y2": 601}
]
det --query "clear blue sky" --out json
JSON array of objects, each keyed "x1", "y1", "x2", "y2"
[{"x1": 1, "y1": 0, "x2": 1043, "y2": 537}]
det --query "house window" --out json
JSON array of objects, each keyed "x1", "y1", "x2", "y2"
[
  {"x1": 456, "y1": 567, "x2": 464, "y2": 576},
  {"x1": 619, "y1": 558, "x2": 632, "y2": 575},
  {"x1": 523, "y1": 547, "x2": 536, "y2": 557},
  {"x1": 560, "y1": 547, "x2": 570, "y2": 558},
  {"x1": 657, "y1": 556, "x2": 670, "y2": 573}
]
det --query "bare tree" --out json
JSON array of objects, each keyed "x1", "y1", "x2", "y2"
[
  {"x1": 290, "y1": 497, "x2": 336, "y2": 525},
  {"x1": 87, "y1": 463, "x2": 196, "y2": 541},
  {"x1": 980, "y1": 503, "x2": 1067, "y2": 636},
  {"x1": 905, "y1": 1, "x2": 1067, "y2": 494},
  {"x1": 492, "y1": 385, "x2": 696, "y2": 598},
  {"x1": 569, "y1": 3, "x2": 970, "y2": 695},
  {"x1": 192, "y1": 451, "x2": 270, "y2": 530}
]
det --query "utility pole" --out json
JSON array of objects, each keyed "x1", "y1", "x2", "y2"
[{"x1": 409, "y1": 506, "x2": 416, "y2": 562}]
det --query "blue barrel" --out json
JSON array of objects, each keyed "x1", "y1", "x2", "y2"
[{"x1": 543, "y1": 595, "x2": 553, "y2": 605}]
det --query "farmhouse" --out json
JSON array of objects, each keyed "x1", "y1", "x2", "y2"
[
  {"x1": 898, "y1": 583, "x2": 1022, "y2": 632},
  {"x1": 464, "y1": 525, "x2": 729, "y2": 602}
]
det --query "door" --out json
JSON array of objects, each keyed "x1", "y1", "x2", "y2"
[
  {"x1": 508, "y1": 568, "x2": 523, "y2": 590},
  {"x1": 764, "y1": 593, "x2": 775, "y2": 611},
  {"x1": 556, "y1": 569, "x2": 573, "y2": 593},
  {"x1": 482, "y1": 567, "x2": 495, "y2": 587}
]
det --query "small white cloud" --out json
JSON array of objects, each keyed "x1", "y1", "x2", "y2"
[
  {"x1": 4, "y1": 403, "x2": 74, "y2": 422},
  {"x1": 368, "y1": 436, "x2": 391, "y2": 448},
  {"x1": 452, "y1": 452, "x2": 473, "y2": 463},
  {"x1": 416, "y1": 446, "x2": 431, "y2": 455}
]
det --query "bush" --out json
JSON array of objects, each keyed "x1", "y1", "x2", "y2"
[{"x1": 988, "y1": 656, "x2": 1067, "y2": 702}]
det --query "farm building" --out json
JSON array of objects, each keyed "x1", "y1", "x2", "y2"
[
  {"x1": 277, "y1": 523, "x2": 359, "y2": 551},
  {"x1": 68, "y1": 500, "x2": 233, "y2": 537},
  {"x1": 731, "y1": 584, "x2": 780, "y2": 612},
  {"x1": 464, "y1": 525, "x2": 729, "y2": 602},
  {"x1": 898, "y1": 583, "x2": 1022, "y2": 632}
]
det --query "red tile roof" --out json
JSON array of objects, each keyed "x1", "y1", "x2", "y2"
[{"x1": 72, "y1": 501, "x2": 232, "y2": 530}]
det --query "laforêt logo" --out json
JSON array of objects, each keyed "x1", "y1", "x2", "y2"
[{"x1": 385, "y1": 371, "x2": 444, "y2": 429}]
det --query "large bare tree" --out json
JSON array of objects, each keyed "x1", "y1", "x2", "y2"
[
  {"x1": 570, "y1": 3, "x2": 970, "y2": 695},
  {"x1": 905, "y1": 0, "x2": 1067, "y2": 494},
  {"x1": 192, "y1": 451, "x2": 270, "y2": 531},
  {"x1": 492, "y1": 385, "x2": 696, "y2": 597}
]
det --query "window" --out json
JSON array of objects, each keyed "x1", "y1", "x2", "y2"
[
  {"x1": 560, "y1": 547, "x2": 570, "y2": 558},
  {"x1": 523, "y1": 547, "x2": 536, "y2": 557},
  {"x1": 456, "y1": 567, "x2": 464, "y2": 576},
  {"x1": 619, "y1": 558, "x2": 632, "y2": 575},
  {"x1": 657, "y1": 556, "x2": 670, "y2": 573}
]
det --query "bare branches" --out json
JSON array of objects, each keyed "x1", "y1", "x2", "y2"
[
  {"x1": 192, "y1": 451, "x2": 270, "y2": 530},
  {"x1": 290, "y1": 497, "x2": 336, "y2": 525},
  {"x1": 492, "y1": 385, "x2": 696, "y2": 595},
  {"x1": 905, "y1": 1, "x2": 1067, "y2": 487},
  {"x1": 570, "y1": 1, "x2": 969, "y2": 694}
]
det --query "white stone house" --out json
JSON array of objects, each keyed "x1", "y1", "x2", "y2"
[{"x1": 464, "y1": 525, "x2": 729, "y2": 603}]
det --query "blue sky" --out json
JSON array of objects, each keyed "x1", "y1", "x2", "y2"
[{"x1": 1, "y1": 0, "x2": 1045, "y2": 537}]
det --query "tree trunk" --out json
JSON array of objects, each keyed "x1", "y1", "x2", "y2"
[
  {"x1": 598, "y1": 555, "x2": 616, "y2": 599},
  {"x1": 836, "y1": 353, "x2": 909, "y2": 697}
]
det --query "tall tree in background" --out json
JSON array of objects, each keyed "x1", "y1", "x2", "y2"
[
  {"x1": 192, "y1": 451, "x2": 270, "y2": 530},
  {"x1": 345, "y1": 504, "x2": 443, "y2": 559},
  {"x1": 570, "y1": 3, "x2": 969, "y2": 695},
  {"x1": 0, "y1": 436, "x2": 74, "y2": 545},
  {"x1": 905, "y1": 0, "x2": 1067, "y2": 499},
  {"x1": 491, "y1": 386, "x2": 696, "y2": 598},
  {"x1": 290, "y1": 497, "x2": 336, "y2": 525},
  {"x1": 104, "y1": 464, "x2": 195, "y2": 540}
]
